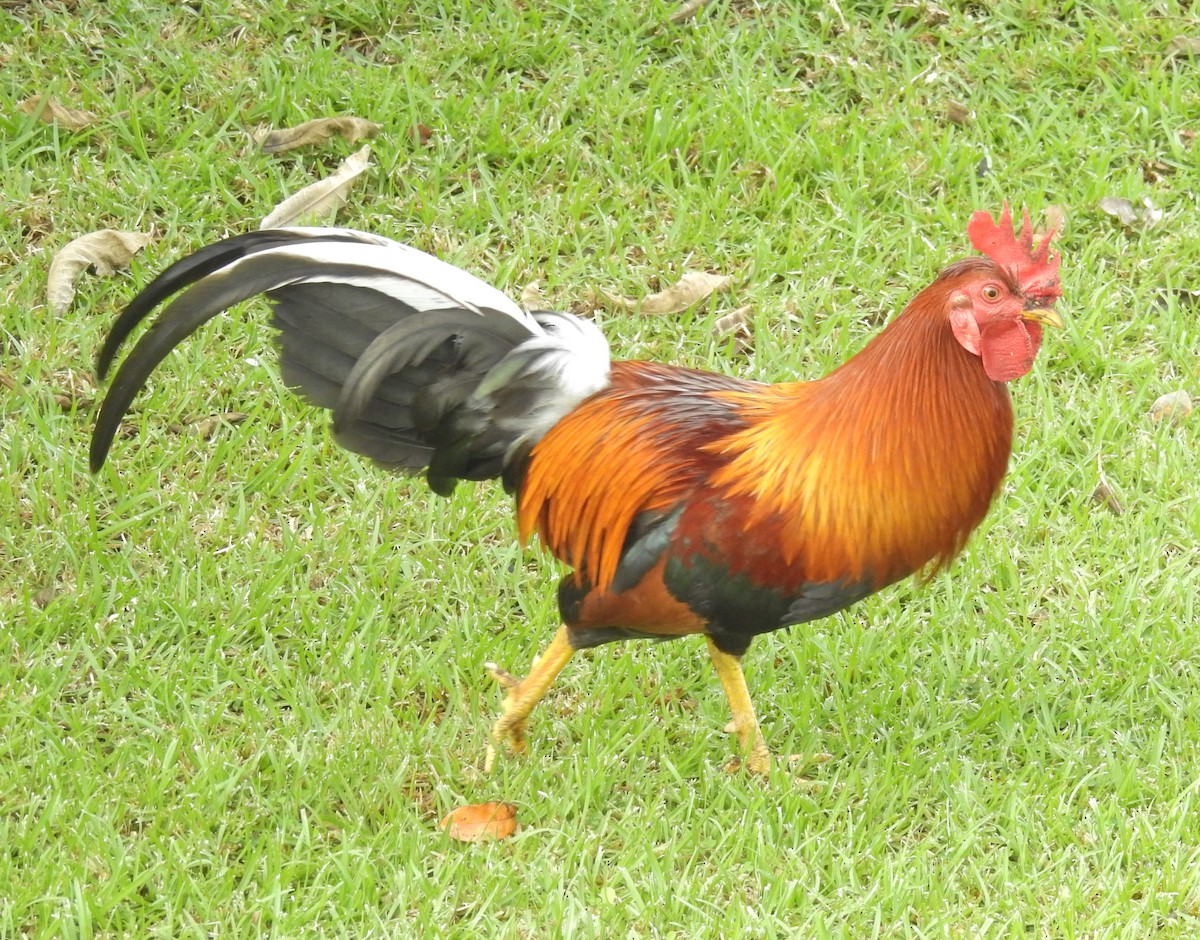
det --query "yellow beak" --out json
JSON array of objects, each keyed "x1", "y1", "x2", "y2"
[{"x1": 1023, "y1": 307, "x2": 1064, "y2": 329}]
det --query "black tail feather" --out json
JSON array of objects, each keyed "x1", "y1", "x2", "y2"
[
  {"x1": 91, "y1": 227, "x2": 611, "y2": 492},
  {"x1": 95, "y1": 230, "x2": 367, "y2": 379}
]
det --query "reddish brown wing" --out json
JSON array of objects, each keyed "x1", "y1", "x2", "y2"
[{"x1": 516, "y1": 360, "x2": 759, "y2": 594}]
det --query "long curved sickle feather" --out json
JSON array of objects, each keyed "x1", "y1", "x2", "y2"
[
  {"x1": 90, "y1": 269, "x2": 281, "y2": 472},
  {"x1": 96, "y1": 231, "x2": 365, "y2": 379}
]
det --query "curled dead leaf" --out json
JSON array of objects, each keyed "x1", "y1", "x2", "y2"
[
  {"x1": 914, "y1": 3, "x2": 950, "y2": 25},
  {"x1": 740, "y1": 162, "x2": 777, "y2": 191},
  {"x1": 1140, "y1": 198, "x2": 1164, "y2": 227},
  {"x1": 18, "y1": 94, "x2": 99, "y2": 130},
  {"x1": 1099, "y1": 196, "x2": 1138, "y2": 227},
  {"x1": 601, "y1": 271, "x2": 732, "y2": 316},
  {"x1": 519, "y1": 281, "x2": 546, "y2": 310},
  {"x1": 945, "y1": 100, "x2": 973, "y2": 125},
  {"x1": 407, "y1": 123, "x2": 434, "y2": 147},
  {"x1": 1166, "y1": 36, "x2": 1200, "y2": 60},
  {"x1": 1099, "y1": 196, "x2": 1161, "y2": 229},
  {"x1": 257, "y1": 116, "x2": 382, "y2": 154},
  {"x1": 1040, "y1": 205, "x2": 1067, "y2": 240},
  {"x1": 187, "y1": 412, "x2": 249, "y2": 439},
  {"x1": 260, "y1": 145, "x2": 371, "y2": 229},
  {"x1": 713, "y1": 304, "x2": 754, "y2": 354},
  {"x1": 439, "y1": 802, "x2": 519, "y2": 842},
  {"x1": 47, "y1": 230, "x2": 153, "y2": 315},
  {"x1": 1142, "y1": 159, "x2": 1175, "y2": 183},
  {"x1": 1154, "y1": 288, "x2": 1200, "y2": 310},
  {"x1": 50, "y1": 368, "x2": 96, "y2": 410},
  {"x1": 669, "y1": 0, "x2": 716, "y2": 23},
  {"x1": 1149, "y1": 390, "x2": 1193, "y2": 426},
  {"x1": 713, "y1": 304, "x2": 752, "y2": 338},
  {"x1": 1090, "y1": 482, "x2": 1124, "y2": 515}
]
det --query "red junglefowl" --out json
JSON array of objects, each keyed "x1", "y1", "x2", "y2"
[{"x1": 90, "y1": 204, "x2": 1062, "y2": 776}]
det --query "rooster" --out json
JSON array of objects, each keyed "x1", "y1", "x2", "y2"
[{"x1": 90, "y1": 205, "x2": 1062, "y2": 776}]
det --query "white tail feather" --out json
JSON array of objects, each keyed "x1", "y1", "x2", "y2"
[{"x1": 241, "y1": 227, "x2": 532, "y2": 321}]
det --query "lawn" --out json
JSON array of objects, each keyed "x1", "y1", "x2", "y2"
[{"x1": 2, "y1": 0, "x2": 1199, "y2": 936}]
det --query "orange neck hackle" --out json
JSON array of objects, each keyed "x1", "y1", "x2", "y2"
[{"x1": 708, "y1": 268, "x2": 1016, "y2": 589}]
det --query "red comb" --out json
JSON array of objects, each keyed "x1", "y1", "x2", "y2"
[{"x1": 967, "y1": 202, "x2": 1061, "y2": 303}]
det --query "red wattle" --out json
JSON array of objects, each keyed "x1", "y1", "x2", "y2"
[{"x1": 979, "y1": 320, "x2": 1043, "y2": 382}]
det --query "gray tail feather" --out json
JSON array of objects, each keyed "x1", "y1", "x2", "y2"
[{"x1": 91, "y1": 228, "x2": 610, "y2": 494}]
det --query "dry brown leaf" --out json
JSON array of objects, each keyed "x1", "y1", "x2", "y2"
[
  {"x1": 1142, "y1": 159, "x2": 1175, "y2": 183},
  {"x1": 50, "y1": 368, "x2": 96, "y2": 410},
  {"x1": 1099, "y1": 196, "x2": 1161, "y2": 229},
  {"x1": 519, "y1": 281, "x2": 546, "y2": 310},
  {"x1": 1040, "y1": 205, "x2": 1067, "y2": 240},
  {"x1": 1149, "y1": 390, "x2": 1193, "y2": 426},
  {"x1": 912, "y1": 1, "x2": 949, "y2": 25},
  {"x1": 260, "y1": 145, "x2": 371, "y2": 229},
  {"x1": 714, "y1": 304, "x2": 754, "y2": 354},
  {"x1": 601, "y1": 271, "x2": 732, "y2": 316},
  {"x1": 669, "y1": 0, "x2": 716, "y2": 24},
  {"x1": 439, "y1": 802, "x2": 519, "y2": 842},
  {"x1": 187, "y1": 412, "x2": 249, "y2": 439},
  {"x1": 47, "y1": 230, "x2": 153, "y2": 315},
  {"x1": 1154, "y1": 288, "x2": 1200, "y2": 311},
  {"x1": 741, "y1": 162, "x2": 777, "y2": 191},
  {"x1": 1091, "y1": 482, "x2": 1124, "y2": 515},
  {"x1": 407, "y1": 123, "x2": 434, "y2": 147},
  {"x1": 18, "y1": 94, "x2": 99, "y2": 130},
  {"x1": 713, "y1": 304, "x2": 752, "y2": 338},
  {"x1": 1166, "y1": 37, "x2": 1200, "y2": 60},
  {"x1": 945, "y1": 100, "x2": 973, "y2": 125},
  {"x1": 1099, "y1": 196, "x2": 1138, "y2": 227},
  {"x1": 258, "y1": 116, "x2": 382, "y2": 154}
]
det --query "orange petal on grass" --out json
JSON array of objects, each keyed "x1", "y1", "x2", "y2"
[{"x1": 439, "y1": 802, "x2": 519, "y2": 842}]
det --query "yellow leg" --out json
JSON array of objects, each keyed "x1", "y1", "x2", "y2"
[
  {"x1": 484, "y1": 624, "x2": 575, "y2": 772},
  {"x1": 706, "y1": 637, "x2": 771, "y2": 777}
]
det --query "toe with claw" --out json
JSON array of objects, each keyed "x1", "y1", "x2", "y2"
[{"x1": 482, "y1": 626, "x2": 575, "y2": 773}]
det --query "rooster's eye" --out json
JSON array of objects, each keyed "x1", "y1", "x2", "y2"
[{"x1": 982, "y1": 286, "x2": 1000, "y2": 301}]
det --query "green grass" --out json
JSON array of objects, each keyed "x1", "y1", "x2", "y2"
[{"x1": 3, "y1": 0, "x2": 1199, "y2": 936}]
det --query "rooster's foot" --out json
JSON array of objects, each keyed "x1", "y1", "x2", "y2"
[
  {"x1": 483, "y1": 626, "x2": 575, "y2": 773},
  {"x1": 707, "y1": 637, "x2": 772, "y2": 779}
]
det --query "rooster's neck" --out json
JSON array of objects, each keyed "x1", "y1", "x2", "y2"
[
  {"x1": 715, "y1": 297, "x2": 1015, "y2": 588},
  {"x1": 818, "y1": 294, "x2": 1011, "y2": 427}
]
